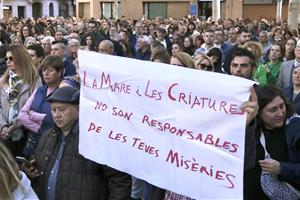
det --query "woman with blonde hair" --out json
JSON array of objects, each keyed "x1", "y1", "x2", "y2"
[
  {"x1": 0, "y1": 45, "x2": 41, "y2": 157},
  {"x1": 193, "y1": 53, "x2": 214, "y2": 72},
  {"x1": 170, "y1": 52, "x2": 195, "y2": 68},
  {"x1": 11, "y1": 35, "x2": 23, "y2": 46},
  {"x1": 243, "y1": 41, "x2": 264, "y2": 64},
  {"x1": 0, "y1": 141, "x2": 38, "y2": 199},
  {"x1": 24, "y1": 37, "x2": 37, "y2": 48}
]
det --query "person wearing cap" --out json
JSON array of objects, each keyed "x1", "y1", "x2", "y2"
[
  {"x1": 23, "y1": 86, "x2": 132, "y2": 200},
  {"x1": 277, "y1": 40, "x2": 300, "y2": 88},
  {"x1": 156, "y1": 27, "x2": 172, "y2": 54}
]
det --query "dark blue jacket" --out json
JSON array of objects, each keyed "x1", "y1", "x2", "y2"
[
  {"x1": 283, "y1": 86, "x2": 300, "y2": 115},
  {"x1": 280, "y1": 116, "x2": 300, "y2": 188},
  {"x1": 31, "y1": 85, "x2": 55, "y2": 135},
  {"x1": 220, "y1": 42, "x2": 232, "y2": 64},
  {"x1": 63, "y1": 58, "x2": 77, "y2": 77}
]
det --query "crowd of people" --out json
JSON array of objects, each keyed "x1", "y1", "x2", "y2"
[{"x1": 0, "y1": 15, "x2": 299, "y2": 200}]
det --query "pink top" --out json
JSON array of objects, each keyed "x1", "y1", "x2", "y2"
[{"x1": 17, "y1": 87, "x2": 55, "y2": 133}]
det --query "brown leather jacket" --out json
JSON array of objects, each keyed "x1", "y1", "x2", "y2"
[{"x1": 33, "y1": 121, "x2": 132, "y2": 200}]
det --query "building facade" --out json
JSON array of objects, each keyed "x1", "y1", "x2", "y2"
[
  {"x1": 3, "y1": 0, "x2": 75, "y2": 18},
  {"x1": 76, "y1": 0, "x2": 297, "y2": 21}
]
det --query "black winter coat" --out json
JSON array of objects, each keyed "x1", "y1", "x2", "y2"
[{"x1": 34, "y1": 121, "x2": 132, "y2": 200}]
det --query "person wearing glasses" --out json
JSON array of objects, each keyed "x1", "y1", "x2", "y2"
[
  {"x1": 194, "y1": 54, "x2": 214, "y2": 72},
  {"x1": 81, "y1": 20, "x2": 104, "y2": 48},
  {"x1": 0, "y1": 45, "x2": 41, "y2": 157}
]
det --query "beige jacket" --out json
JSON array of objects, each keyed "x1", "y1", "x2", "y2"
[{"x1": 0, "y1": 78, "x2": 41, "y2": 140}]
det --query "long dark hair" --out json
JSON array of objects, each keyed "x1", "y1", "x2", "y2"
[{"x1": 255, "y1": 85, "x2": 294, "y2": 129}]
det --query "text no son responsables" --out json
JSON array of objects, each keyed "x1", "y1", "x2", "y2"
[
  {"x1": 93, "y1": 102, "x2": 239, "y2": 154},
  {"x1": 83, "y1": 71, "x2": 244, "y2": 115}
]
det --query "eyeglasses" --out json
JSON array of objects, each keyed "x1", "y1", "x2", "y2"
[
  {"x1": 198, "y1": 63, "x2": 213, "y2": 71},
  {"x1": 4, "y1": 56, "x2": 13, "y2": 62},
  {"x1": 88, "y1": 26, "x2": 95, "y2": 29}
]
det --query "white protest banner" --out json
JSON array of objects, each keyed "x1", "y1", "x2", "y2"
[{"x1": 78, "y1": 50, "x2": 255, "y2": 200}]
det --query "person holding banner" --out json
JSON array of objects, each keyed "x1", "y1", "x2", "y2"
[
  {"x1": 244, "y1": 85, "x2": 300, "y2": 200},
  {"x1": 23, "y1": 86, "x2": 132, "y2": 200},
  {"x1": 152, "y1": 48, "x2": 259, "y2": 200}
]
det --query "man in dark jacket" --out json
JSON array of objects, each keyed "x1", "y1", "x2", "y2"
[
  {"x1": 223, "y1": 28, "x2": 252, "y2": 74},
  {"x1": 25, "y1": 86, "x2": 132, "y2": 200}
]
